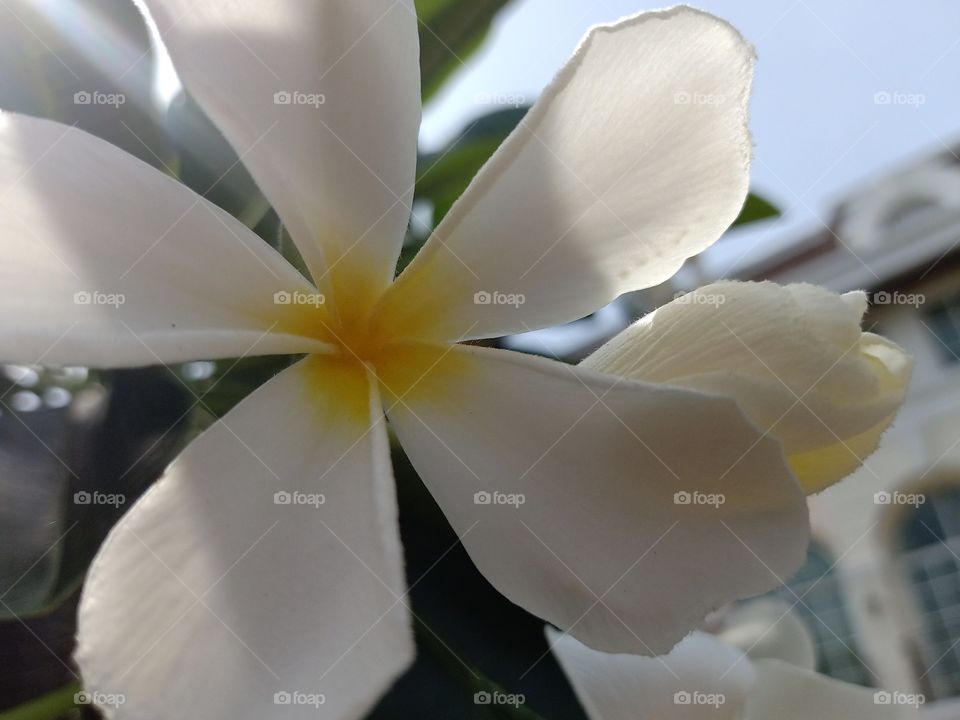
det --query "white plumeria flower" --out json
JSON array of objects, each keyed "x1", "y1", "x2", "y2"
[
  {"x1": 550, "y1": 599, "x2": 918, "y2": 719},
  {"x1": 0, "y1": 2, "x2": 909, "y2": 718}
]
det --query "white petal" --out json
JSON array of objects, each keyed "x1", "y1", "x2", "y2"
[
  {"x1": 375, "y1": 7, "x2": 753, "y2": 343},
  {"x1": 718, "y1": 598, "x2": 817, "y2": 671},
  {"x1": 76, "y1": 356, "x2": 412, "y2": 719},
  {"x1": 0, "y1": 114, "x2": 330, "y2": 367},
  {"x1": 550, "y1": 629, "x2": 908, "y2": 720},
  {"x1": 549, "y1": 629, "x2": 753, "y2": 720},
  {"x1": 140, "y1": 0, "x2": 421, "y2": 308},
  {"x1": 746, "y1": 660, "x2": 913, "y2": 719},
  {"x1": 584, "y1": 281, "x2": 912, "y2": 493},
  {"x1": 380, "y1": 345, "x2": 807, "y2": 654}
]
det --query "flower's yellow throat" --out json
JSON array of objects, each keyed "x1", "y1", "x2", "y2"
[{"x1": 272, "y1": 273, "x2": 472, "y2": 416}]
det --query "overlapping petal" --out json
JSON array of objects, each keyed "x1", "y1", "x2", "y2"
[
  {"x1": 76, "y1": 356, "x2": 412, "y2": 719},
  {"x1": 139, "y1": 0, "x2": 421, "y2": 313},
  {"x1": 550, "y1": 628, "x2": 912, "y2": 720},
  {"x1": 583, "y1": 281, "x2": 912, "y2": 493},
  {"x1": 380, "y1": 344, "x2": 807, "y2": 654},
  {"x1": 746, "y1": 660, "x2": 910, "y2": 719},
  {"x1": 376, "y1": 7, "x2": 754, "y2": 343},
  {"x1": 717, "y1": 598, "x2": 816, "y2": 671},
  {"x1": 0, "y1": 114, "x2": 329, "y2": 367},
  {"x1": 549, "y1": 629, "x2": 752, "y2": 720}
]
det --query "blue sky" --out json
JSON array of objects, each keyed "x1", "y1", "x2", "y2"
[{"x1": 421, "y1": 0, "x2": 960, "y2": 274}]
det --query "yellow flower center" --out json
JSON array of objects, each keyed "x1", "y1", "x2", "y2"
[
  {"x1": 270, "y1": 275, "x2": 469, "y2": 410},
  {"x1": 274, "y1": 293, "x2": 387, "y2": 364}
]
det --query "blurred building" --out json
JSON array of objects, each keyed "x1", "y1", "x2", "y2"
[{"x1": 733, "y1": 148, "x2": 960, "y2": 717}]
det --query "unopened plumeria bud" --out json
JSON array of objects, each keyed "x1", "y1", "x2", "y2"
[{"x1": 583, "y1": 281, "x2": 912, "y2": 494}]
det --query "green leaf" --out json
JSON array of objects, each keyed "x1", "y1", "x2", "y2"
[
  {"x1": 416, "y1": 0, "x2": 515, "y2": 102},
  {"x1": 732, "y1": 193, "x2": 781, "y2": 227},
  {"x1": 416, "y1": 105, "x2": 528, "y2": 221},
  {"x1": 400, "y1": 106, "x2": 528, "y2": 274},
  {"x1": 0, "y1": 683, "x2": 80, "y2": 720}
]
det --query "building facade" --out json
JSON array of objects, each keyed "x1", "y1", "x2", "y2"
[{"x1": 734, "y1": 150, "x2": 960, "y2": 717}]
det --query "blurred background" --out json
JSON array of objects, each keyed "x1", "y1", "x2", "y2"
[{"x1": 1, "y1": 0, "x2": 960, "y2": 718}]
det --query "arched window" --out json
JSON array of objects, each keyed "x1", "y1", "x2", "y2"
[
  {"x1": 925, "y1": 291, "x2": 960, "y2": 364},
  {"x1": 899, "y1": 486, "x2": 960, "y2": 700},
  {"x1": 766, "y1": 543, "x2": 873, "y2": 686},
  {"x1": 881, "y1": 195, "x2": 943, "y2": 238}
]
